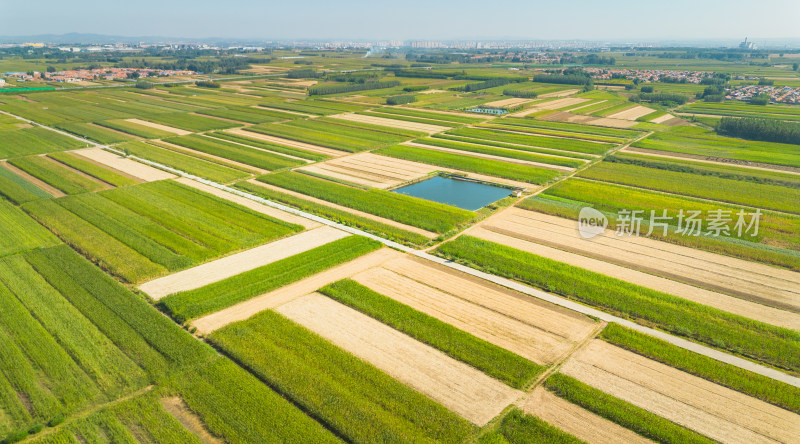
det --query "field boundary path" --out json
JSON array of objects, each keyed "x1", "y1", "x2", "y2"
[{"x1": 3, "y1": 108, "x2": 798, "y2": 389}]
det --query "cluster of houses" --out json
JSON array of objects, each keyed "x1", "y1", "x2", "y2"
[
  {"x1": 585, "y1": 68, "x2": 711, "y2": 84},
  {"x1": 3, "y1": 67, "x2": 195, "y2": 84},
  {"x1": 728, "y1": 85, "x2": 800, "y2": 104}
]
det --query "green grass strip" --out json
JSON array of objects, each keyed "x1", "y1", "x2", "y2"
[
  {"x1": 48, "y1": 152, "x2": 137, "y2": 187},
  {"x1": 159, "y1": 236, "x2": 382, "y2": 322},
  {"x1": 481, "y1": 408, "x2": 586, "y2": 444},
  {"x1": 9, "y1": 156, "x2": 104, "y2": 195},
  {"x1": 435, "y1": 236, "x2": 800, "y2": 373},
  {"x1": 544, "y1": 373, "x2": 714, "y2": 444},
  {"x1": 235, "y1": 181, "x2": 430, "y2": 247},
  {"x1": 319, "y1": 279, "x2": 543, "y2": 389},
  {"x1": 208, "y1": 309, "x2": 474, "y2": 443},
  {"x1": 600, "y1": 323, "x2": 800, "y2": 414},
  {"x1": 376, "y1": 145, "x2": 561, "y2": 185},
  {"x1": 0, "y1": 165, "x2": 50, "y2": 204}
]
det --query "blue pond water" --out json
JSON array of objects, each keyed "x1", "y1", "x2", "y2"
[{"x1": 392, "y1": 176, "x2": 511, "y2": 211}]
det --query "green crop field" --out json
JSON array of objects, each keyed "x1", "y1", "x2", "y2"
[
  {"x1": 431, "y1": 133, "x2": 594, "y2": 159},
  {"x1": 209, "y1": 131, "x2": 327, "y2": 161},
  {"x1": 413, "y1": 137, "x2": 586, "y2": 168},
  {"x1": 23, "y1": 181, "x2": 301, "y2": 283},
  {"x1": 445, "y1": 127, "x2": 614, "y2": 155},
  {"x1": 236, "y1": 180, "x2": 431, "y2": 246},
  {"x1": 139, "y1": 112, "x2": 239, "y2": 132},
  {"x1": 376, "y1": 145, "x2": 562, "y2": 184},
  {"x1": 9, "y1": 156, "x2": 105, "y2": 194},
  {"x1": 0, "y1": 200, "x2": 59, "y2": 257},
  {"x1": 55, "y1": 121, "x2": 136, "y2": 144},
  {"x1": 680, "y1": 101, "x2": 800, "y2": 121},
  {"x1": 208, "y1": 309, "x2": 475, "y2": 443},
  {"x1": 632, "y1": 129, "x2": 800, "y2": 168},
  {"x1": 0, "y1": 165, "x2": 52, "y2": 203},
  {"x1": 196, "y1": 106, "x2": 288, "y2": 124},
  {"x1": 159, "y1": 236, "x2": 381, "y2": 322},
  {"x1": 95, "y1": 119, "x2": 176, "y2": 139},
  {"x1": 258, "y1": 171, "x2": 476, "y2": 233},
  {"x1": 0, "y1": 126, "x2": 89, "y2": 159},
  {"x1": 479, "y1": 120, "x2": 627, "y2": 143},
  {"x1": 162, "y1": 134, "x2": 304, "y2": 171},
  {"x1": 118, "y1": 141, "x2": 250, "y2": 183},
  {"x1": 48, "y1": 152, "x2": 138, "y2": 187},
  {"x1": 578, "y1": 159, "x2": 800, "y2": 214},
  {"x1": 247, "y1": 117, "x2": 411, "y2": 152}
]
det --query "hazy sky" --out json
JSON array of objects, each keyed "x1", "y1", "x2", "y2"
[{"x1": 3, "y1": 0, "x2": 800, "y2": 41}]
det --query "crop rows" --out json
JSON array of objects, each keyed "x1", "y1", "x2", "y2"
[
  {"x1": 259, "y1": 171, "x2": 475, "y2": 234},
  {"x1": 210, "y1": 131, "x2": 326, "y2": 161},
  {"x1": 119, "y1": 141, "x2": 249, "y2": 183},
  {"x1": 163, "y1": 134, "x2": 304, "y2": 171},
  {"x1": 376, "y1": 144, "x2": 562, "y2": 184},
  {"x1": 435, "y1": 235, "x2": 800, "y2": 372},
  {"x1": 48, "y1": 152, "x2": 138, "y2": 187},
  {"x1": 208, "y1": 309, "x2": 474, "y2": 443},
  {"x1": 0, "y1": 165, "x2": 51, "y2": 203},
  {"x1": 55, "y1": 121, "x2": 136, "y2": 144},
  {"x1": 9, "y1": 156, "x2": 105, "y2": 195},
  {"x1": 95, "y1": 119, "x2": 176, "y2": 139},
  {"x1": 414, "y1": 137, "x2": 585, "y2": 168},
  {"x1": 445, "y1": 127, "x2": 613, "y2": 155},
  {"x1": 159, "y1": 235, "x2": 382, "y2": 322},
  {"x1": 0, "y1": 126, "x2": 89, "y2": 159},
  {"x1": 138, "y1": 112, "x2": 239, "y2": 132},
  {"x1": 0, "y1": 200, "x2": 59, "y2": 258}
]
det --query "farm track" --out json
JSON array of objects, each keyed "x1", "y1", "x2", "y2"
[{"x1": 560, "y1": 340, "x2": 800, "y2": 444}]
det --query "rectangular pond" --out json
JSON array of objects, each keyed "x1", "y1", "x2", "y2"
[{"x1": 392, "y1": 176, "x2": 512, "y2": 211}]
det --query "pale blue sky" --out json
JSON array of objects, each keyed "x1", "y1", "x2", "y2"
[{"x1": 3, "y1": 0, "x2": 799, "y2": 41}]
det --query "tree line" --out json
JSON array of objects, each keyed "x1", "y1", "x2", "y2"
[
  {"x1": 717, "y1": 117, "x2": 800, "y2": 145},
  {"x1": 308, "y1": 80, "x2": 400, "y2": 96}
]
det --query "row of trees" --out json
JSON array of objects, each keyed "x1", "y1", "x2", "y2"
[
  {"x1": 717, "y1": 117, "x2": 800, "y2": 145},
  {"x1": 452, "y1": 78, "x2": 514, "y2": 92},
  {"x1": 635, "y1": 92, "x2": 689, "y2": 105},
  {"x1": 287, "y1": 69, "x2": 323, "y2": 79},
  {"x1": 308, "y1": 80, "x2": 400, "y2": 96},
  {"x1": 503, "y1": 89, "x2": 538, "y2": 98},
  {"x1": 386, "y1": 95, "x2": 416, "y2": 105}
]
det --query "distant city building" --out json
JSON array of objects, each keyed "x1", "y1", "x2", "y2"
[{"x1": 739, "y1": 37, "x2": 757, "y2": 50}]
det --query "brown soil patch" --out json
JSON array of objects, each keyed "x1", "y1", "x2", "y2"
[
  {"x1": 539, "y1": 89, "x2": 580, "y2": 98},
  {"x1": 650, "y1": 114, "x2": 675, "y2": 124},
  {"x1": 174, "y1": 178, "x2": 317, "y2": 228},
  {"x1": 248, "y1": 180, "x2": 437, "y2": 238},
  {"x1": 191, "y1": 248, "x2": 402, "y2": 333},
  {"x1": 395, "y1": 106, "x2": 485, "y2": 118},
  {"x1": 470, "y1": 226, "x2": 800, "y2": 330},
  {"x1": 483, "y1": 97, "x2": 535, "y2": 108},
  {"x1": 561, "y1": 340, "x2": 800, "y2": 443},
  {"x1": 125, "y1": 119, "x2": 191, "y2": 136},
  {"x1": 328, "y1": 112, "x2": 451, "y2": 134},
  {"x1": 74, "y1": 148, "x2": 176, "y2": 182},
  {"x1": 255, "y1": 106, "x2": 316, "y2": 118},
  {"x1": 352, "y1": 256, "x2": 597, "y2": 364},
  {"x1": 0, "y1": 161, "x2": 62, "y2": 197},
  {"x1": 521, "y1": 387, "x2": 654, "y2": 444},
  {"x1": 67, "y1": 150, "x2": 142, "y2": 183},
  {"x1": 510, "y1": 98, "x2": 589, "y2": 117},
  {"x1": 140, "y1": 226, "x2": 347, "y2": 300},
  {"x1": 276, "y1": 293, "x2": 522, "y2": 425},
  {"x1": 231, "y1": 128, "x2": 344, "y2": 157},
  {"x1": 161, "y1": 397, "x2": 221, "y2": 444},
  {"x1": 481, "y1": 208, "x2": 800, "y2": 311}
]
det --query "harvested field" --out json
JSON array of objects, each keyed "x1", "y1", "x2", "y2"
[
  {"x1": 608, "y1": 105, "x2": 656, "y2": 121},
  {"x1": 481, "y1": 208, "x2": 800, "y2": 311},
  {"x1": 539, "y1": 112, "x2": 638, "y2": 128},
  {"x1": 397, "y1": 106, "x2": 484, "y2": 118},
  {"x1": 588, "y1": 117, "x2": 639, "y2": 128},
  {"x1": 174, "y1": 177, "x2": 318, "y2": 228},
  {"x1": 249, "y1": 180, "x2": 437, "y2": 238},
  {"x1": 351, "y1": 256, "x2": 597, "y2": 364},
  {"x1": 296, "y1": 152, "x2": 437, "y2": 189},
  {"x1": 140, "y1": 226, "x2": 348, "y2": 299},
  {"x1": 276, "y1": 293, "x2": 522, "y2": 425},
  {"x1": 125, "y1": 118, "x2": 191, "y2": 136},
  {"x1": 510, "y1": 98, "x2": 589, "y2": 117},
  {"x1": 230, "y1": 128, "x2": 345, "y2": 157},
  {"x1": 650, "y1": 114, "x2": 676, "y2": 124},
  {"x1": 561, "y1": 340, "x2": 800, "y2": 444},
  {"x1": 0, "y1": 161, "x2": 62, "y2": 197},
  {"x1": 483, "y1": 97, "x2": 535, "y2": 108},
  {"x1": 621, "y1": 147, "x2": 800, "y2": 176},
  {"x1": 73, "y1": 148, "x2": 176, "y2": 181},
  {"x1": 328, "y1": 112, "x2": 451, "y2": 134},
  {"x1": 401, "y1": 141, "x2": 575, "y2": 172},
  {"x1": 469, "y1": 226, "x2": 800, "y2": 330},
  {"x1": 521, "y1": 387, "x2": 654, "y2": 444},
  {"x1": 153, "y1": 140, "x2": 266, "y2": 175},
  {"x1": 540, "y1": 89, "x2": 580, "y2": 98},
  {"x1": 192, "y1": 248, "x2": 402, "y2": 333}
]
